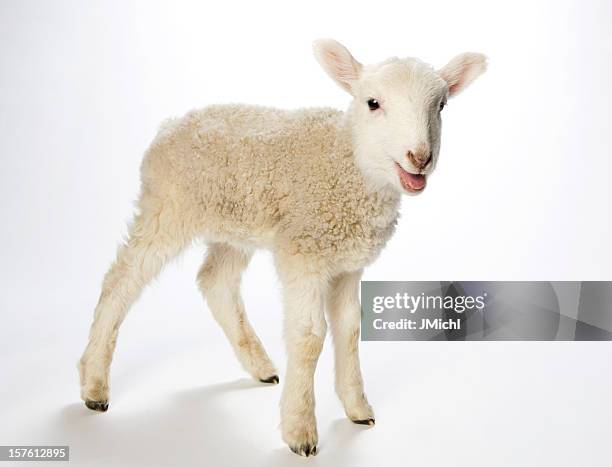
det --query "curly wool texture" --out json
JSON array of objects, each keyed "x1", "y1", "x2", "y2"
[{"x1": 142, "y1": 104, "x2": 401, "y2": 275}]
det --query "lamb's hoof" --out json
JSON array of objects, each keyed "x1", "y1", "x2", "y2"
[
  {"x1": 259, "y1": 375, "x2": 279, "y2": 384},
  {"x1": 85, "y1": 400, "x2": 109, "y2": 412},
  {"x1": 290, "y1": 443, "x2": 317, "y2": 457},
  {"x1": 352, "y1": 418, "x2": 375, "y2": 426}
]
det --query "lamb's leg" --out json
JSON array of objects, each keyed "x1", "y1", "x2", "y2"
[
  {"x1": 278, "y1": 267, "x2": 327, "y2": 457},
  {"x1": 326, "y1": 269, "x2": 375, "y2": 425},
  {"x1": 197, "y1": 243, "x2": 277, "y2": 382},
  {"x1": 79, "y1": 199, "x2": 189, "y2": 411}
]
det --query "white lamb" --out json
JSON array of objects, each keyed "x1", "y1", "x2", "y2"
[{"x1": 79, "y1": 39, "x2": 486, "y2": 456}]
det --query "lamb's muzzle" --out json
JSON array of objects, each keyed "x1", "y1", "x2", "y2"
[{"x1": 407, "y1": 143, "x2": 432, "y2": 170}]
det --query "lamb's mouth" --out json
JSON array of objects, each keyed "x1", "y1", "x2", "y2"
[{"x1": 395, "y1": 162, "x2": 427, "y2": 193}]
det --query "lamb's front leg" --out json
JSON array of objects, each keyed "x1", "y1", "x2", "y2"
[
  {"x1": 326, "y1": 269, "x2": 375, "y2": 425},
  {"x1": 279, "y1": 272, "x2": 327, "y2": 457}
]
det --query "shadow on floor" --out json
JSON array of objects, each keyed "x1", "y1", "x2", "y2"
[{"x1": 51, "y1": 379, "x2": 370, "y2": 467}]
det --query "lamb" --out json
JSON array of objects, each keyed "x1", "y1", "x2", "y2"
[{"x1": 79, "y1": 39, "x2": 486, "y2": 456}]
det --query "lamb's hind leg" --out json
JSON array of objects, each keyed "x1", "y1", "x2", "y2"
[
  {"x1": 79, "y1": 197, "x2": 190, "y2": 411},
  {"x1": 326, "y1": 269, "x2": 375, "y2": 425},
  {"x1": 197, "y1": 243, "x2": 277, "y2": 383}
]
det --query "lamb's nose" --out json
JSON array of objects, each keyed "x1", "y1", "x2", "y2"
[{"x1": 407, "y1": 145, "x2": 432, "y2": 169}]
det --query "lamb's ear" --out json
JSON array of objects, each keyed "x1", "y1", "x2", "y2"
[
  {"x1": 438, "y1": 52, "x2": 487, "y2": 98},
  {"x1": 312, "y1": 39, "x2": 362, "y2": 95}
]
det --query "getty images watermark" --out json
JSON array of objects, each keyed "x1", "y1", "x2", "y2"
[
  {"x1": 371, "y1": 290, "x2": 487, "y2": 331},
  {"x1": 361, "y1": 282, "x2": 612, "y2": 341}
]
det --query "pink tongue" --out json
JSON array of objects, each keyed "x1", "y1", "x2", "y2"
[{"x1": 398, "y1": 167, "x2": 426, "y2": 190}]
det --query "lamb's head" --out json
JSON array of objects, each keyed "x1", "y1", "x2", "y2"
[{"x1": 313, "y1": 39, "x2": 487, "y2": 195}]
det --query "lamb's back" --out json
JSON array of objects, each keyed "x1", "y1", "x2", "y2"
[{"x1": 140, "y1": 104, "x2": 346, "y2": 242}]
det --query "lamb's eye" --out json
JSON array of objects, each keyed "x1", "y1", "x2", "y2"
[
  {"x1": 367, "y1": 99, "x2": 380, "y2": 111},
  {"x1": 439, "y1": 101, "x2": 446, "y2": 111}
]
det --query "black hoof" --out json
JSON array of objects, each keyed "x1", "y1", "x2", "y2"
[
  {"x1": 352, "y1": 418, "x2": 375, "y2": 426},
  {"x1": 259, "y1": 375, "x2": 280, "y2": 384},
  {"x1": 85, "y1": 400, "x2": 109, "y2": 412},
  {"x1": 290, "y1": 444, "x2": 317, "y2": 457}
]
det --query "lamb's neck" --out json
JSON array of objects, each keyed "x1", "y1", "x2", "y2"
[{"x1": 333, "y1": 111, "x2": 401, "y2": 208}]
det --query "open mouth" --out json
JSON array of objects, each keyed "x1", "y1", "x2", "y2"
[{"x1": 395, "y1": 163, "x2": 426, "y2": 193}]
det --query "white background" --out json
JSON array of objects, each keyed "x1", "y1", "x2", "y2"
[{"x1": 1, "y1": 1, "x2": 611, "y2": 466}]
